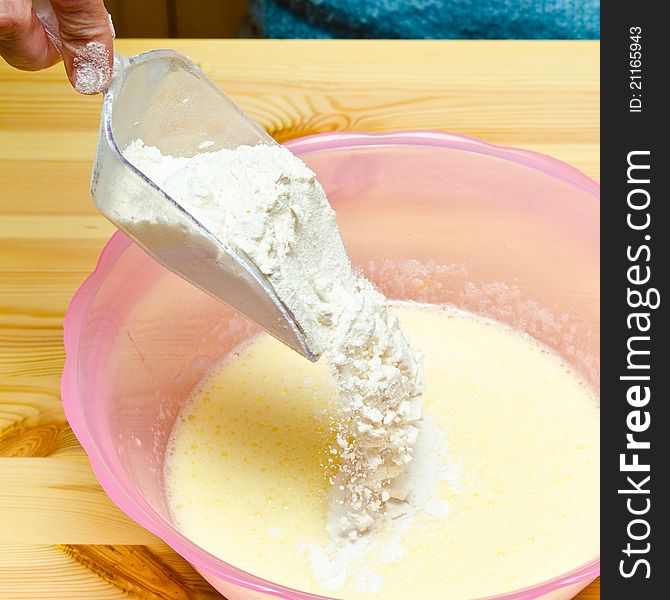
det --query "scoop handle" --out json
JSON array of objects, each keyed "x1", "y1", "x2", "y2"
[{"x1": 33, "y1": 0, "x2": 62, "y2": 49}]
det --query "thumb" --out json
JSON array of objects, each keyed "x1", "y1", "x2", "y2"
[{"x1": 49, "y1": 0, "x2": 113, "y2": 94}]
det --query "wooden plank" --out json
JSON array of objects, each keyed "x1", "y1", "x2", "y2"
[
  {"x1": 0, "y1": 544, "x2": 221, "y2": 599},
  {"x1": 0, "y1": 458, "x2": 160, "y2": 544},
  {"x1": 0, "y1": 40, "x2": 599, "y2": 179},
  {"x1": 0, "y1": 545, "x2": 131, "y2": 599},
  {"x1": 0, "y1": 161, "x2": 97, "y2": 215},
  {"x1": 0, "y1": 216, "x2": 115, "y2": 240},
  {"x1": 577, "y1": 579, "x2": 600, "y2": 599}
]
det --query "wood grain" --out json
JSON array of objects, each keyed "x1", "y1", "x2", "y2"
[
  {"x1": 0, "y1": 544, "x2": 221, "y2": 599},
  {"x1": 577, "y1": 580, "x2": 600, "y2": 600},
  {"x1": 0, "y1": 40, "x2": 599, "y2": 177},
  {"x1": 0, "y1": 39, "x2": 599, "y2": 598},
  {"x1": 0, "y1": 459, "x2": 160, "y2": 544}
]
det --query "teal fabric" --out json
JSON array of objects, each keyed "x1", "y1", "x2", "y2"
[{"x1": 250, "y1": 0, "x2": 600, "y2": 39}]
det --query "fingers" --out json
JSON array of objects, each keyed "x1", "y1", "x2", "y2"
[
  {"x1": 0, "y1": 0, "x2": 61, "y2": 71},
  {"x1": 0, "y1": 0, "x2": 114, "y2": 94},
  {"x1": 49, "y1": 0, "x2": 114, "y2": 94}
]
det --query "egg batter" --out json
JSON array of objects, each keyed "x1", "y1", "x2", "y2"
[{"x1": 164, "y1": 303, "x2": 599, "y2": 598}]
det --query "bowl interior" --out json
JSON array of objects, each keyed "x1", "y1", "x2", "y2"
[{"x1": 64, "y1": 133, "x2": 599, "y2": 600}]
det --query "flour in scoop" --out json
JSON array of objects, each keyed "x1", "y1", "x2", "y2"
[{"x1": 122, "y1": 141, "x2": 429, "y2": 552}]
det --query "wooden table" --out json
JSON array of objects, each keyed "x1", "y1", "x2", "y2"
[{"x1": 0, "y1": 39, "x2": 599, "y2": 599}]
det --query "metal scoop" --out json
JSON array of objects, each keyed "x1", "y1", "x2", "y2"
[{"x1": 91, "y1": 51, "x2": 318, "y2": 361}]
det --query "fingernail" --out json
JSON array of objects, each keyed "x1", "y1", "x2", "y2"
[{"x1": 73, "y1": 40, "x2": 111, "y2": 95}]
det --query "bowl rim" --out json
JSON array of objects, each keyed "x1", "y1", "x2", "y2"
[
  {"x1": 62, "y1": 130, "x2": 600, "y2": 600},
  {"x1": 283, "y1": 130, "x2": 599, "y2": 199}
]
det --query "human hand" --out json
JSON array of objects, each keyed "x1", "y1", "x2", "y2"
[{"x1": 0, "y1": 0, "x2": 114, "y2": 94}]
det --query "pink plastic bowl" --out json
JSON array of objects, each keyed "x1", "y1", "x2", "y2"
[{"x1": 62, "y1": 131, "x2": 600, "y2": 600}]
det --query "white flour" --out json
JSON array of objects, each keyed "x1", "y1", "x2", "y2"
[
  {"x1": 122, "y1": 140, "x2": 434, "y2": 586},
  {"x1": 73, "y1": 40, "x2": 111, "y2": 95}
]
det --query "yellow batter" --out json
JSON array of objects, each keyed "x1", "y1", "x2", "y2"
[{"x1": 164, "y1": 303, "x2": 599, "y2": 599}]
